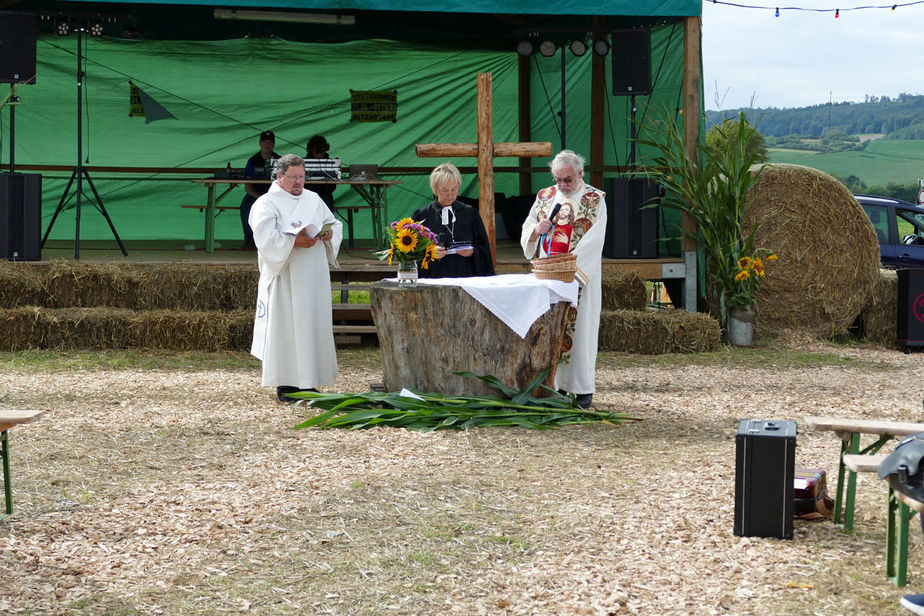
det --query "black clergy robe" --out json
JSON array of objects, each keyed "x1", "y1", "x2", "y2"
[{"x1": 411, "y1": 199, "x2": 495, "y2": 279}]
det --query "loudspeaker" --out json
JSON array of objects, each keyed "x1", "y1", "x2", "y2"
[
  {"x1": 602, "y1": 177, "x2": 659, "y2": 259},
  {"x1": 0, "y1": 12, "x2": 37, "y2": 83},
  {"x1": 611, "y1": 29, "x2": 650, "y2": 96},
  {"x1": 897, "y1": 269, "x2": 924, "y2": 348},
  {"x1": 734, "y1": 419, "x2": 796, "y2": 540},
  {"x1": 0, "y1": 172, "x2": 42, "y2": 261}
]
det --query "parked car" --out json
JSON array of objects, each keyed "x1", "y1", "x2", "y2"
[{"x1": 856, "y1": 194, "x2": 924, "y2": 269}]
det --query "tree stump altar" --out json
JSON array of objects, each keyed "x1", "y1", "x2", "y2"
[{"x1": 370, "y1": 282, "x2": 568, "y2": 397}]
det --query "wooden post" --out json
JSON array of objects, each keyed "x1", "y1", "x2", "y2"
[
  {"x1": 416, "y1": 72, "x2": 553, "y2": 264},
  {"x1": 518, "y1": 55, "x2": 532, "y2": 196},
  {"x1": 682, "y1": 16, "x2": 702, "y2": 253}
]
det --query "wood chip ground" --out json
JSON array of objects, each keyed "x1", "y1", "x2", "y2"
[{"x1": 0, "y1": 340, "x2": 922, "y2": 615}]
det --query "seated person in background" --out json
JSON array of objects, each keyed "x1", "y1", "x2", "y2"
[
  {"x1": 240, "y1": 130, "x2": 278, "y2": 250},
  {"x1": 306, "y1": 134, "x2": 336, "y2": 210},
  {"x1": 411, "y1": 162, "x2": 495, "y2": 278}
]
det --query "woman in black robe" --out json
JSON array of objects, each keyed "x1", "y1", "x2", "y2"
[{"x1": 411, "y1": 162, "x2": 495, "y2": 278}]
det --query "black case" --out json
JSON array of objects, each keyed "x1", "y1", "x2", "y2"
[{"x1": 734, "y1": 419, "x2": 797, "y2": 539}]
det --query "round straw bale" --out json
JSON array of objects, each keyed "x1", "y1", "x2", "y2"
[
  {"x1": 601, "y1": 269, "x2": 647, "y2": 311},
  {"x1": 745, "y1": 164, "x2": 879, "y2": 338}
]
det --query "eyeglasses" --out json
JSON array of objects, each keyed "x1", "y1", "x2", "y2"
[
  {"x1": 283, "y1": 174, "x2": 305, "y2": 182},
  {"x1": 554, "y1": 175, "x2": 576, "y2": 184}
]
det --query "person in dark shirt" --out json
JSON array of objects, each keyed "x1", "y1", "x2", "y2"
[
  {"x1": 410, "y1": 162, "x2": 494, "y2": 278},
  {"x1": 239, "y1": 130, "x2": 278, "y2": 250},
  {"x1": 306, "y1": 134, "x2": 336, "y2": 210}
]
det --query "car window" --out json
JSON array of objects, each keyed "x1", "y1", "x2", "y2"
[
  {"x1": 898, "y1": 209, "x2": 924, "y2": 241},
  {"x1": 861, "y1": 204, "x2": 890, "y2": 243}
]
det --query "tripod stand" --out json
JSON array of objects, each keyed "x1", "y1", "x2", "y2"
[{"x1": 41, "y1": 23, "x2": 126, "y2": 259}]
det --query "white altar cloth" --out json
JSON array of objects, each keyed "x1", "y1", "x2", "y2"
[{"x1": 408, "y1": 273, "x2": 579, "y2": 338}]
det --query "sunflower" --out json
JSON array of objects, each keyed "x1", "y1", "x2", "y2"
[
  {"x1": 737, "y1": 256, "x2": 752, "y2": 269},
  {"x1": 395, "y1": 217, "x2": 416, "y2": 230},
  {"x1": 734, "y1": 270, "x2": 750, "y2": 282},
  {"x1": 395, "y1": 228, "x2": 418, "y2": 253},
  {"x1": 752, "y1": 257, "x2": 765, "y2": 276}
]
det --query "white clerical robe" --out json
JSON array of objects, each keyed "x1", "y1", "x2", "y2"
[
  {"x1": 521, "y1": 180, "x2": 606, "y2": 395},
  {"x1": 249, "y1": 181, "x2": 343, "y2": 388}
]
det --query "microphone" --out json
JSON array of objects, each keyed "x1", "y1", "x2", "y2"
[{"x1": 540, "y1": 203, "x2": 562, "y2": 252}]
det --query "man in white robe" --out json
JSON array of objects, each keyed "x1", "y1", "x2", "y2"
[
  {"x1": 521, "y1": 150, "x2": 606, "y2": 409},
  {"x1": 249, "y1": 153, "x2": 343, "y2": 402}
]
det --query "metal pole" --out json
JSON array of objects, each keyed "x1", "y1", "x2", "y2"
[
  {"x1": 8, "y1": 85, "x2": 14, "y2": 174},
  {"x1": 559, "y1": 45, "x2": 566, "y2": 151},
  {"x1": 74, "y1": 25, "x2": 83, "y2": 259}
]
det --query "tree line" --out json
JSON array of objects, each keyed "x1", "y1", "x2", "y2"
[{"x1": 706, "y1": 93, "x2": 924, "y2": 140}]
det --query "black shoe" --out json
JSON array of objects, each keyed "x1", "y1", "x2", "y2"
[
  {"x1": 276, "y1": 385, "x2": 299, "y2": 402},
  {"x1": 574, "y1": 393, "x2": 593, "y2": 409}
]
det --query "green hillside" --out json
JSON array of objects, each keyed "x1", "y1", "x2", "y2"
[{"x1": 768, "y1": 139, "x2": 924, "y2": 188}]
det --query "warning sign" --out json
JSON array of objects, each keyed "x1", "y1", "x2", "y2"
[{"x1": 350, "y1": 90, "x2": 397, "y2": 123}]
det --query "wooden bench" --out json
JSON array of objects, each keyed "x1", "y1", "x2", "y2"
[
  {"x1": 329, "y1": 264, "x2": 394, "y2": 343},
  {"x1": 181, "y1": 204, "x2": 240, "y2": 214},
  {"x1": 843, "y1": 453, "x2": 924, "y2": 587},
  {"x1": 1, "y1": 410, "x2": 45, "y2": 522},
  {"x1": 803, "y1": 416, "x2": 924, "y2": 532}
]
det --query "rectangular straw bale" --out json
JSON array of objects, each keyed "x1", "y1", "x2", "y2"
[
  {"x1": 859, "y1": 269, "x2": 897, "y2": 346},
  {"x1": 129, "y1": 309, "x2": 253, "y2": 351},
  {"x1": 598, "y1": 309, "x2": 721, "y2": 354},
  {"x1": 132, "y1": 264, "x2": 257, "y2": 311},
  {"x1": 42, "y1": 261, "x2": 140, "y2": 308},
  {"x1": 601, "y1": 270, "x2": 647, "y2": 311},
  {"x1": 0, "y1": 262, "x2": 44, "y2": 307}
]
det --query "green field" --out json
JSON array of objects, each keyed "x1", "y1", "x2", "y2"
[{"x1": 768, "y1": 139, "x2": 924, "y2": 188}]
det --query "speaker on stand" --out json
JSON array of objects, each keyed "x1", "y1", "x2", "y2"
[{"x1": 610, "y1": 28, "x2": 651, "y2": 171}]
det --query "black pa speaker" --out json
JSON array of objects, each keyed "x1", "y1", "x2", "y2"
[
  {"x1": 0, "y1": 172, "x2": 42, "y2": 261},
  {"x1": 0, "y1": 12, "x2": 37, "y2": 83},
  {"x1": 611, "y1": 29, "x2": 650, "y2": 96},
  {"x1": 602, "y1": 177, "x2": 659, "y2": 259},
  {"x1": 897, "y1": 269, "x2": 924, "y2": 348},
  {"x1": 734, "y1": 419, "x2": 796, "y2": 540}
]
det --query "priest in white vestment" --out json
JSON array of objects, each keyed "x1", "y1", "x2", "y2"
[
  {"x1": 521, "y1": 150, "x2": 606, "y2": 409},
  {"x1": 249, "y1": 153, "x2": 343, "y2": 402}
]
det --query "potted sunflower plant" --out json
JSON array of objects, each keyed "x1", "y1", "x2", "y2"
[
  {"x1": 376, "y1": 217, "x2": 439, "y2": 287},
  {"x1": 635, "y1": 111, "x2": 777, "y2": 344}
]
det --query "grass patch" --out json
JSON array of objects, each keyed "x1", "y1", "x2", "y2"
[{"x1": 0, "y1": 349, "x2": 261, "y2": 372}]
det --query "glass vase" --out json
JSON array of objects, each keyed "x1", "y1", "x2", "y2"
[{"x1": 397, "y1": 260, "x2": 418, "y2": 288}]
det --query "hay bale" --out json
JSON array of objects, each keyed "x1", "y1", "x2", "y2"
[
  {"x1": 859, "y1": 269, "x2": 898, "y2": 346},
  {"x1": 598, "y1": 309, "x2": 721, "y2": 354},
  {"x1": 601, "y1": 269, "x2": 647, "y2": 311},
  {"x1": 0, "y1": 307, "x2": 253, "y2": 350},
  {"x1": 0, "y1": 262, "x2": 43, "y2": 307},
  {"x1": 746, "y1": 164, "x2": 880, "y2": 338}
]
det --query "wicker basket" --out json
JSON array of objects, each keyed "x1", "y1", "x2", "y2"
[{"x1": 531, "y1": 253, "x2": 577, "y2": 282}]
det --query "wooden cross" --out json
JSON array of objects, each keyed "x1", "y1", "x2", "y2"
[{"x1": 415, "y1": 72, "x2": 553, "y2": 263}]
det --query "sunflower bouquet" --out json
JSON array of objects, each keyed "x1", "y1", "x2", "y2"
[
  {"x1": 727, "y1": 249, "x2": 778, "y2": 308},
  {"x1": 376, "y1": 217, "x2": 440, "y2": 270}
]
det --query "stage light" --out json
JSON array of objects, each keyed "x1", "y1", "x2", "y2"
[
  {"x1": 516, "y1": 41, "x2": 534, "y2": 57},
  {"x1": 569, "y1": 39, "x2": 587, "y2": 56},
  {"x1": 538, "y1": 40, "x2": 557, "y2": 57},
  {"x1": 89, "y1": 21, "x2": 104, "y2": 37},
  {"x1": 593, "y1": 38, "x2": 610, "y2": 56},
  {"x1": 213, "y1": 9, "x2": 356, "y2": 25},
  {"x1": 55, "y1": 19, "x2": 70, "y2": 36}
]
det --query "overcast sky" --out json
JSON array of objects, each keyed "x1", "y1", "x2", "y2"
[{"x1": 701, "y1": 0, "x2": 924, "y2": 111}]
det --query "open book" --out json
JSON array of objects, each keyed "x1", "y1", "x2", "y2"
[{"x1": 284, "y1": 221, "x2": 335, "y2": 238}]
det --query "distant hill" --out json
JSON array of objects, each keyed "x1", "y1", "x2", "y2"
[{"x1": 706, "y1": 93, "x2": 924, "y2": 140}]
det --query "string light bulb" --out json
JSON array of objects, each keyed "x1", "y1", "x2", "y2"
[
  {"x1": 835, "y1": 8, "x2": 840, "y2": 17},
  {"x1": 775, "y1": 7, "x2": 780, "y2": 16}
]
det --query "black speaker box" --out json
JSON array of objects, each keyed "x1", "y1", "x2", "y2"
[
  {"x1": 0, "y1": 12, "x2": 37, "y2": 83},
  {"x1": 602, "y1": 177, "x2": 659, "y2": 259},
  {"x1": 611, "y1": 29, "x2": 650, "y2": 96},
  {"x1": 0, "y1": 172, "x2": 42, "y2": 261},
  {"x1": 734, "y1": 419, "x2": 796, "y2": 540},
  {"x1": 897, "y1": 269, "x2": 924, "y2": 348}
]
